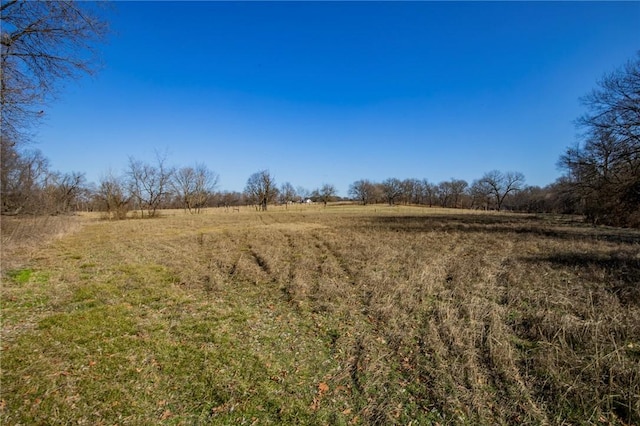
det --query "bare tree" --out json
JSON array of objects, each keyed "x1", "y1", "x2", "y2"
[
  {"x1": 477, "y1": 170, "x2": 525, "y2": 211},
  {"x1": 318, "y1": 183, "x2": 337, "y2": 206},
  {"x1": 381, "y1": 178, "x2": 403, "y2": 205},
  {"x1": 172, "y1": 163, "x2": 218, "y2": 214},
  {"x1": 349, "y1": 179, "x2": 376, "y2": 205},
  {"x1": 560, "y1": 53, "x2": 640, "y2": 226},
  {"x1": 421, "y1": 179, "x2": 438, "y2": 207},
  {"x1": 127, "y1": 155, "x2": 174, "y2": 218},
  {"x1": 42, "y1": 171, "x2": 85, "y2": 214},
  {"x1": 1, "y1": 0, "x2": 108, "y2": 146},
  {"x1": 172, "y1": 167, "x2": 196, "y2": 211},
  {"x1": 470, "y1": 179, "x2": 492, "y2": 210},
  {"x1": 577, "y1": 54, "x2": 640, "y2": 164},
  {"x1": 244, "y1": 170, "x2": 277, "y2": 211},
  {"x1": 399, "y1": 178, "x2": 423, "y2": 205},
  {"x1": 437, "y1": 180, "x2": 453, "y2": 207},
  {"x1": 279, "y1": 182, "x2": 297, "y2": 207},
  {"x1": 96, "y1": 172, "x2": 130, "y2": 220},
  {"x1": 76, "y1": 182, "x2": 95, "y2": 212},
  {"x1": 448, "y1": 179, "x2": 469, "y2": 208},
  {"x1": 0, "y1": 145, "x2": 48, "y2": 214}
]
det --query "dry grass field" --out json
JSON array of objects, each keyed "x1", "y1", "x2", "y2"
[{"x1": 2, "y1": 205, "x2": 639, "y2": 425}]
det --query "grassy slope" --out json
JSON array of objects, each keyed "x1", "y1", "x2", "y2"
[{"x1": 1, "y1": 205, "x2": 639, "y2": 425}]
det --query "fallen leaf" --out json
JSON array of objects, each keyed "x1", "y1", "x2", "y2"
[{"x1": 318, "y1": 382, "x2": 329, "y2": 394}]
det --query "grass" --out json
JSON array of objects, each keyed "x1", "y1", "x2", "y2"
[{"x1": 1, "y1": 204, "x2": 639, "y2": 424}]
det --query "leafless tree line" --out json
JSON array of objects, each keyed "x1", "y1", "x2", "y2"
[
  {"x1": 348, "y1": 171, "x2": 527, "y2": 211},
  {"x1": 0, "y1": 144, "x2": 90, "y2": 215},
  {"x1": 95, "y1": 156, "x2": 219, "y2": 219},
  {"x1": 242, "y1": 170, "x2": 340, "y2": 211},
  {"x1": 0, "y1": 149, "x2": 220, "y2": 218},
  {"x1": 0, "y1": 152, "x2": 578, "y2": 219}
]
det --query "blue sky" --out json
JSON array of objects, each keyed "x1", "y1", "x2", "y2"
[{"x1": 37, "y1": 1, "x2": 639, "y2": 196}]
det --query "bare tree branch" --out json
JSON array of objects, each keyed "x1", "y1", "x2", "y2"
[
  {"x1": 561, "y1": 53, "x2": 640, "y2": 226},
  {"x1": 1, "y1": 0, "x2": 108, "y2": 145}
]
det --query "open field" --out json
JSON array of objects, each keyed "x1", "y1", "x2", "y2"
[{"x1": 2, "y1": 205, "x2": 639, "y2": 425}]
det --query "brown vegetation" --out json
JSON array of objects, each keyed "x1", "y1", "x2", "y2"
[
  {"x1": 2, "y1": 205, "x2": 639, "y2": 424},
  {"x1": 1, "y1": 214, "x2": 86, "y2": 270}
]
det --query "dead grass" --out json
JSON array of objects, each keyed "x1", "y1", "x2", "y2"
[
  {"x1": 1, "y1": 205, "x2": 639, "y2": 425},
  {"x1": 1, "y1": 214, "x2": 90, "y2": 271}
]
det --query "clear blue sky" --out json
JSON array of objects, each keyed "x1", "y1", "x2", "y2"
[{"x1": 37, "y1": 1, "x2": 640, "y2": 196}]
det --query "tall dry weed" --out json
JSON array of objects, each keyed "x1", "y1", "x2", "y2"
[{"x1": 1, "y1": 214, "x2": 86, "y2": 270}]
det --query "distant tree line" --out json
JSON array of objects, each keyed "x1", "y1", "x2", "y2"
[
  {"x1": 348, "y1": 171, "x2": 531, "y2": 211},
  {"x1": 1, "y1": 2, "x2": 638, "y2": 226},
  {"x1": 0, "y1": 153, "x2": 589, "y2": 219},
  {"x1": 242, "y1": 170, "x2": 339, "y2": 211}
]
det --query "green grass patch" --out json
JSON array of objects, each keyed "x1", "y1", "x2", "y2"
[
  {"x1": 6, "y1": 267, "x2": 33, "y2": 283},
  {"x1": 5, "y1": 268, "x2": 49, "y2": 284},
  {"x1": 1, "y1": 268, "x2": 53, "y2": 319}
]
